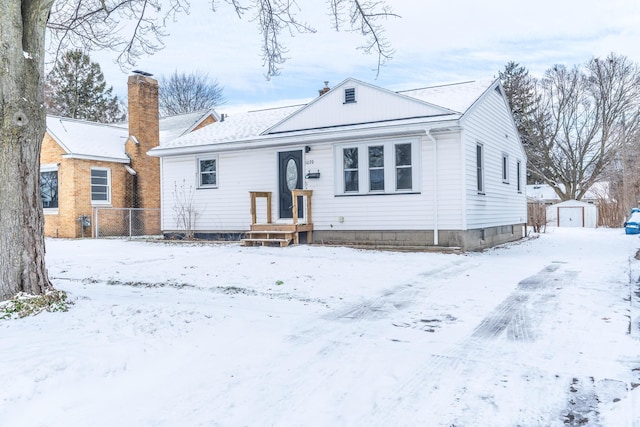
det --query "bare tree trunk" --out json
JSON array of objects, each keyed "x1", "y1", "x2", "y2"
[{"x1": 0, "y1": 0, "x2": 54, "y2": 300}]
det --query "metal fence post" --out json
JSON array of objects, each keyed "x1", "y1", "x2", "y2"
[
  {"x1": 95, "y1": 208, "x2": 99, "y2": 238},
  {"x1": 129, "y1": 208, "x2": 133, "y2": 238}
]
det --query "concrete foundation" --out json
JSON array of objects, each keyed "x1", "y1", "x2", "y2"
[{"x1": 312, "y1": 224, "x2": 526, "y2": 251}]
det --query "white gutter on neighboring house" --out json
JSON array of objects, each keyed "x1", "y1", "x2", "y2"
[{"x1": 61, "y1": 153, "x2": 130, "y2": 163}]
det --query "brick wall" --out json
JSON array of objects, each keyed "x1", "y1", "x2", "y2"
[
  {"x1": 193, "y1": 115, "x2": 216, "y2": 131},
  {"x1": 42, "y1": 134, "x2": 131, "y2": 238},
  {"x1": 126, "y1": 75, "x2": 160, "y2": 211}
]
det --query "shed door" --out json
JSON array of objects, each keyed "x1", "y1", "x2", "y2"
[
  {"x1": 278, "y1": 150, "x2": 303, "y2": 219},
  {"x1": 558, "y1": 207, "x2": 584, "y2": 227}
]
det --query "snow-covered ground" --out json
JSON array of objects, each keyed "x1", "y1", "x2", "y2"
[{"x1": 2, "y1": 228, "x2": 640, "y2": 426}]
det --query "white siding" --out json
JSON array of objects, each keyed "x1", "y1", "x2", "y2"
[
  {"x1": 161, "y1": 149, "x2": 282, "y2": 231},
  {"x1": 462, "y1": 88, "x2": 527, "y2": 229},
  {"x1": 431, "y1": 132, "x2": 465, "y2": 230},
  {"x1": 303, "y1": 138, "x2": 429, "y2": 231},
  {"x1": 162, "y1": 134, "x2": 454, "y2": 233},
  {"x1": 268, "y1": 80, "x2": 448, "y2": 134}
]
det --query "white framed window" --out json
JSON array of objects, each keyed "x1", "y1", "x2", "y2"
[
  {"x1": 342, "y1": 148, "x2": 359, "y2": 192},
  {"x1": 368, "y1": 145, "x2": 384, "y2": 192},
  {"x1": 502, "y1": 153, "x2": 509, "y2": 183},
  {"x1": 476, "y1": 143, "x2": 485, "y2": 194},
  {"x1": 395, "y1": 143, "x2": 413, "y2": 190},
  {"x1": 336, "y1": 138, "x2": 419, "y2": 195},
  {"x1": 91, "y1": 167, "x2": 111, "y2": 204},
  {"x1": 197, "y1": 156, "x2": 218, "y2": 188},
  {"x1": 516, "y1": 160, "x2": 522, "y2": 193},
  {"x1": 40, "y1": 163, "x2": 59, "y2": 211}
]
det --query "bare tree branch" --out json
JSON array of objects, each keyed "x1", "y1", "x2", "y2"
[
  {"x1": 46, "y1": 0, "x2": 396, "y2": 78},
  {"x1": 523, "y1": 54, "x2": 640, "y2": 201},
  {"x1": 159, "y1": 70, "x2": 226, "y2": 115},
  {"x1": 329, "y1": 0, "x2": 398, "y2": 77}
]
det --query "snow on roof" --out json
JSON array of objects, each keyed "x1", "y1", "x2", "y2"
[
  {"x1": 526, "y1": 183, "x2": 609, "y2": 201},
  {"x1": 155, "y1": 78, "x2": 497, "y2": 152},
  {"x1": 159, "y1": 110, "x2": 215, "y2": 145},
  {"x1": 46, "y1": 111, "x2": 217, "y2": 161},
  {"x1": 157, "y1": 105, "x2": 304, "y2": 149},
  {"x1": 398, "y1": 79, "x2": 496, "y2": 113},
  {"x1": 46, "y1": 116, "x2": 129, "y2": 161}
]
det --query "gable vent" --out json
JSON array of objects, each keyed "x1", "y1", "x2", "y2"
[{"x1": 344, "y1": 87, "x2": 356, "y2": 104}]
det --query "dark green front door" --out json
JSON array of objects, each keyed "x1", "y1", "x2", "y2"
[{"x1": 278, "y1": 150, "x2": 303, "y2": 219}]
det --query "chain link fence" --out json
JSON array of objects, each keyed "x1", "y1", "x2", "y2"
[{"x1": 94, "y1": 208, "x2": 161, "y2": 238}]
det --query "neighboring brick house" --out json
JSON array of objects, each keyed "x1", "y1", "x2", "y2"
[{"x1": 41, "y1": 74, "x2": 218, "y2": 238}]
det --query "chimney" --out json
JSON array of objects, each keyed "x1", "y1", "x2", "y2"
[
  {"x1": 318, "y1": 81, "x2": 330, "y2": 97},
  {"x1": 127, "y1": 72, "x2": 160, "y2": 210}
]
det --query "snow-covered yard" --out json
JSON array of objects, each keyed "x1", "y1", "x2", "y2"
[{"x1": 2, "y1": 228, "x2": 640, "y2": 426}]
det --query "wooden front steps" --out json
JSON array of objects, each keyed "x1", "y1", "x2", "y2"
[{"x1": 241, "y1": 190, "x2": 313, "y2": 247}]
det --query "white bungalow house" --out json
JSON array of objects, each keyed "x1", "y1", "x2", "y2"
[{"x1": 149, "y1": 77, "x2": 527, "y2": 250}]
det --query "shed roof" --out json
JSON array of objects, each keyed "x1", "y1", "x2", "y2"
[{"x1": 549, "y1": 199, "x2": 597, "y2": 208}]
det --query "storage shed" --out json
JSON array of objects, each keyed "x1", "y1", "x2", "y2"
[{"x1": 546, "y1": 200, "x2": 598, "y2": 228}]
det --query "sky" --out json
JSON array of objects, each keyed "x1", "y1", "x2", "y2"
[
  {"x1": 2, "y1": 228, "x2": 640, "y2": 425},
  {"x1": 75, "y1": 0, "x2": 640, "y2": 114}
]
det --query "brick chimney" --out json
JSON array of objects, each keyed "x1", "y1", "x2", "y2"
[
  {"x1": 126, "y1": 73, "x2": 160, "y2": 210},
  {"x1": 318, "y1": 81, "x2": 330, "y2": 96}
]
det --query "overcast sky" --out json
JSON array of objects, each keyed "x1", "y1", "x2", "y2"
[{"x1": 84, "y1": 0, "x2": 640, "y2": 114}]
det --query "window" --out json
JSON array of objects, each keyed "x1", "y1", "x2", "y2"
[
  {"x1": 344, "y1": 87, "x2": 356, "y2": 103},
  {"x1": 337, "y1": 139, "x2": 418, "y2": 195},
  {"x1": 198, "y1": 157, "x2": 217, "y2": 188},
  {"x1": 476, "y1": 144, "x2": 484, "y2": 193},
  {"x1": 343, "y1": 147, "x2": 359, "y2": 192},
  {"x1": 368, "y1": 146, "x2": 384, "y2": 191},
  {"x1": 40, "y1": 165, "x2": 58, "y2": 209},
  {"x1": 502, "y1": 153, "x2": 509, "y2": 183},
  {"x1": 395, "y1": 143, "x2": 412, "y2": 190},
  {"x1": 91, "y1": 168, "x2": 111, "y2": 204},
  {"x1": 516, "y1": 160, "x2": 522, "y2": 193}
]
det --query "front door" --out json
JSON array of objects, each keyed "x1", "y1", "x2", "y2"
[{"x1": 278, "y1": 150, "x2": 303, "y2": 219}]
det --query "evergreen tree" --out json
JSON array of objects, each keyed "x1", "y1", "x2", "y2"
[
  {"x1": 499, "y1": 62, "x2": 541, "y2": 183},
  {"x1": 45, "y1": 50, "x2": 125, "y2": 123}
]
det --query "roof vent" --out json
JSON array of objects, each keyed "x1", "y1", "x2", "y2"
[{"x1": 344, "y1": 87, "x2": 356, "y2": 104}]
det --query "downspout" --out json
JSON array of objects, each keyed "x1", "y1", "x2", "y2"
[{"x1": 427, "y1": 129, "x2": 439, "y2": 245}]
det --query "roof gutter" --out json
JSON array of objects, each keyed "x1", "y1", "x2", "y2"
[
  {"x1": 61, "y1": 153, "x2": 130, "y2": 163},
  {"x1": 148, "y1": 120, "x2": 461, "y2": 158}
]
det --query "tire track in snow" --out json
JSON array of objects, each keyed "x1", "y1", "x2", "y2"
[
  {"x1": 329, "y1": 259, "x2": 478, "y2": 322},
  {"x1": 372, "y1": 263, "x2": 580, "y2": 426},
  {"x1": 229, "y1": 259, "x2": 480, "y2": 423}
]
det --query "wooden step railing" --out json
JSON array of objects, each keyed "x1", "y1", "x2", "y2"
[{"x1": 243, "y1": 190, "x2": 313, "y2": 246}]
